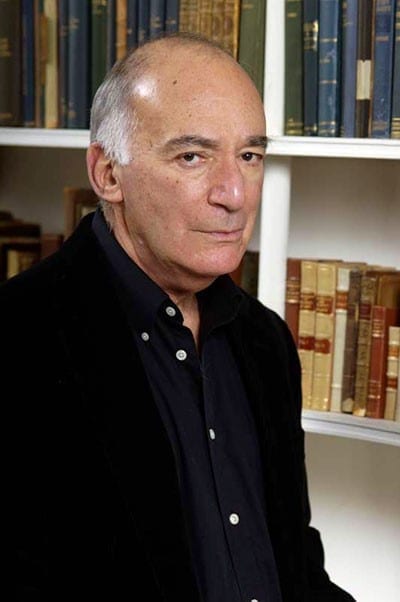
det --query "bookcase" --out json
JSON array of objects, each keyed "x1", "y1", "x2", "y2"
[{"x1": 1, "y1": 1, "x2": 399, "y2": 600}]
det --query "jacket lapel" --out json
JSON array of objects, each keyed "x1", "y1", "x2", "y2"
[{"x1": 52, "y1": 219, "x2": 200, "y2": 600}]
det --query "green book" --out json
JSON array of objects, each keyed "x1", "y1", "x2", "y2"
[
  {"x1": 238, "y1": 0, "x2": 266, "y2": 99},
  {"x1": 284, "y1": 0, "x2": 303, "y2": 135},
  {"x1": 0, "y1": 0, "x2": 22, "y2": 125},
  {"x1": 91, "y1": 0, "x2": 108, "y2": 101}
]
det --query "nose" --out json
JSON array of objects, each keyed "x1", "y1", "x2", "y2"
[{"x1": 208, "y1": 156, "x2": 245, "y2": 211}]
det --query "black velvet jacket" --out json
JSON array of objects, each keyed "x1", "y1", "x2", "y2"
[{"x1": 5, "y1": 214, "x2": 355, "y2": 601}]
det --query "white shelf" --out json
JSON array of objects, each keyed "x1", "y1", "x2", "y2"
[
  {"x1": 0, "y1": 127, "x2": 89, "y2": 148},
  {"x1": 268, "y1": 136, "x2": 400, "y2": 160},
  {"x1": 302, "y1": 410, "x2": 400, "y2": 447}
]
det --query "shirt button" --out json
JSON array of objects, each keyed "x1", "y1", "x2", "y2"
[
  {"x1": 176, "y1": 349, "x2": 187, "y2": 361},
  {"x1": 229, "y1": 513, "x2": 240, "y2": 525},
  {"x1": 209, "y1": 428, "x2": 216, "y2": 440},
  {"x1": 165, "y1": 305, "x2": 176, "y2": 317},
  {"x1": 251, "y1": 599, "x2": 259, "y2": 602},
  {"x1": 141, "y1": 332, "x2": 150, "y2": 342}
]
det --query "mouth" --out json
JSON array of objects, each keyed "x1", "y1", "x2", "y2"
[{"x1": 201, "y1": 229, "x2": 244, "y2": 242}]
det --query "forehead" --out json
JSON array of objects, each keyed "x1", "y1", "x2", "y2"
[{"x1": 131, "y1": 50, "x2": 266, "y2": 142}]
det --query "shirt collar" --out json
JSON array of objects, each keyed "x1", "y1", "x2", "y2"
[{"x1": 92, "y1": 209, "x2": 244, "y2": 336}]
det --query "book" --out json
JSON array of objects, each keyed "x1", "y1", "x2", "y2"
[
  {"x1": 199, "y1": 0, "x2": 213, "y2": 39},
  {"x1": 355, "y1": 0, "x2": 374, "y2": 137},
  {"x1": 384, "y1": 325, "x2": 400, "y2": 419},
  {"x1": 298, "y1": 260, "x2": 318, "y2": 409},
  {"x1": 222, "y1": 0, "x2": 241, "y2": 58},
  {"x1": 240, "y1": 250, "x2": 259, "y2": 297},
  {"x1": 390, "y1": 0, "x2": 400, "y2": 138},
  {"x1": 284, "y1": 0, "x2": 304, "y2": 135},
  {"x1": 40, "y1": 232, "x2": 64, "y2": 259},
  {"x1": 238, "y1": 0, "x2": 266, "y2": 98},
  {"x1": 58, "y1": 0, "x2": 69, "y2": 128},
  {"x1": 369, "y1": 0, "x2": 396, "y2": 138},
  {"x1": 341, "y1": 266, "x2": 363, "y2": 412},
  {"x1": 91, "y1": 0, "x2": 109, "y2": 100},
  {"x1": 340, "y1": 0, "x2": 359, "y2": 137},
  {"x1": 366, "y1": 305, "x2": 400, "y2": 418},
  {"x1": 165, "y1": 0, "x2": 179, "y2": 34},
  {"x1": 0, "y1": 0, "x2": 22, "y2": 126},
  {"x1": 67, "y1": 0, "x2": 90, "y2": 129},
  {"x1": 5, "y1": 242, "x2": 41, "y2": 280},
  {"x1": 0, "y1": 214, "x2": 41, "y2": 281},
  {"x1": 396, "y1": 351, "x2": 400, "y2": 422},
  {"x1": 107, "y1": 0, "x2": 117, "y2": 68},
  {"x1": 21, "y1": 0, "x2": 36, "y2": 126},
  {"x1": 44, "y1": 0, "x2": 59, "y2": 128},
  {"x1": 137, "y1": 0, "x2": 150, "y2": 45},
  {"x1": 64, "y1": 187, "x2": 99, "y2": 238},
  {"x1": 116, "y1": 0, "x2": 128, "y2": 59},
  {"x1": 179, "y1": 0, "x2": 200, "y2": 34},
  {"x1": 34, "y1": 0, "x2": 46, "y2": 127},
  {"x1": 318, "y1": 0, "x2": 342, "y2": 136},
  {"x1": 150, "y1": 0, "x2": 165, "y2": 40},
  {"x1": 303, "y1": 0, "x2": 319, "y2": 135},
  {"x1": 285, "y1": 257, "x2": 302, "y2": 346}
]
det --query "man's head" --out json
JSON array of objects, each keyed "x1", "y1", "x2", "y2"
[{"x1": 87, "y1": 34, "x2": 266, "y2": 296}]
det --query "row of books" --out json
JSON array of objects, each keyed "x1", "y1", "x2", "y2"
[
  {"x1": 0, "y1": 0, "x2": 266, "y2": 129},
  {"x1": 285, "y1": 258, "x2": 400, "y2": 422},
  {"x1": 285, "y1": 0, "x2": 400, "y2": 139}
]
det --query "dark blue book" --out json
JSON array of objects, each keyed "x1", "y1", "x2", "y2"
[
  {"x1": 138, "y1": 0, "x2": 150, "y2": 45},
  {"x1": 67, "y1": 0, "x2": 90, "y2": 129},
  {"x1": 21, "y1": 0, "x2": 35, "y2": 126},
  {"x1": 391, "y1": 0, "x2": 400, "y2": 138},
  {"x1": 318, "y1": 0, "x2": 342, "y2": 136},
  {"x1": 165, "y1": 0, "x2": 179, "y2": 33},
  {"x1": 150, "y1": 0, "x2": 165, "y2": 40},
  {"x1": 106, "y1": 0, "x2": 116, "y2": 70},
  {"x1": 341, "y1": 0, "x2": 358, "y2": 137},
  {"x1": 127, "y1": 0, "x2": 138, "y2": 50},
  {"x1": 355, "y1": 0, "x2": 373, "y2": 137},
  {"x1": 58, "y1": 0, "x2": 69, "y2": 128},
  {"x1": 370, "y1": 0, "x2": 396, "y2": 138},
  {"x1": 303, "y1": 0, "x2": 319, "y2": 135}
]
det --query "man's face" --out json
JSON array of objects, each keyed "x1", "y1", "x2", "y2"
[{"x1": 114, "y1": 49, "x2": 266, "y2": 293}]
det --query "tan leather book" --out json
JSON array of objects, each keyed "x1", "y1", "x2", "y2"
[
  {"x1": 396, "y1": 353, "x2": 400, "y2": 423},
  {"x1": 211, "y1": 0, "x2": 224, "y2": 44},
  {"x1": 199, "y1": 0, "x2": 213, "y2": 38},
  {"x1": 353, "y1": 270, "x2": 400, "y2": 416},
  {"x1": 44, "y1": 0, "x2": 59, "y2": 128},
  {"x1": 222, "y1": 0, "x2": 241, "y2": 58},
  {"x1": 311, "y1": 262, "x2": 339, "y2": 411},
  {"x1": 285, "y1": 257, "x2": 301, "y2": 347},
  {"x1": 384, "y1": 326, "x2": 400, "y2": 420},
  {"x1": 366, "y1": 306, "x2": 400, "y2": 419},
  {"x1": 298, "y1": 260, "x2": 318, "y2": 409},
  {"x1": 179, "y1": 0, "x2": 201, "y2": 33},
  {"x1": 116, "y1": 0, "x2": 127, "y2": 60}
]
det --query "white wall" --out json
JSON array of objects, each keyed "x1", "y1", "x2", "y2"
[{"x1": 306, "y1": 434, "x2": 400, "y2": 602}]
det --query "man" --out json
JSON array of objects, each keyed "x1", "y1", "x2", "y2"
[{"x1": 7, "y1": 35, "x2": 355, "y2": 601}]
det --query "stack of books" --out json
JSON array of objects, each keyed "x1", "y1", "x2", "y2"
[{"x1": 285, "y1": 258, "x2": 400, "y2": 420}]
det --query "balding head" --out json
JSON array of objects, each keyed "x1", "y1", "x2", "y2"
[{"x1": 90, "y1": 34, "x2": 263, "y2": 166}]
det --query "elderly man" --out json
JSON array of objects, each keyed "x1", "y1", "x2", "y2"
[{"x1": 7, "y1": 35, "x2": 355, "y2": 601}]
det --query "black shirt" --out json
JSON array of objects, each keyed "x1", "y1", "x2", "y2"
[{"x1": 92, "y1": 210, "x2": 282, "y2": 602}]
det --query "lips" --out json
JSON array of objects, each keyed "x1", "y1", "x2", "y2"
[{"x1": 201, "y1": 228, "x2": 244, "y2": 241}]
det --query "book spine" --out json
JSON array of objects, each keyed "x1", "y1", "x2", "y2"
[
  {"x1": 311, "y1": 262, "x2": 337, "y2": 411},
  {"x1": 211, "y1": 0, "x2": 224, "y2": 44},
  {"x1": 0, "y1": 0, "x2": 22, "y2": 126},
  {"x1": 44, "y1": 0, "x2": 59, "y2": 128},
  {"x1": 58, "y1": 0, "x2": 69, "y2": 128},
  {"x1": 285, "y1": 258, "x2": 301, "y2": 346},
  {"x1": 341, "y1": 0, "x2": 359, "y2": 137},
  {"x1": 298, "y1": 260, "x2": 318, "y2": 409},
  {"x1": 384, "y1": 325, "x2": 400, "y2": 419},
  {"x1": 330, "y1": 267, "x2": 351, "y2": 411},
  {"x1": 318, "y1": 0, "x2": 342, "y2": 136},
  {"x1": 366, "y1": 306, "x2": 400, "y2": 418},
  {"x1": 303, "y1": 0, "x2": 319, "y2": 135},
  {"x1": 355, "y1": 0, "x2": 373, "y2": 136},
  {"x1": 341, "y1": 268, "x2": 362, "y2": 412},
  {"x1": 238, "y1": 0, "x2": 266, "y2": 99},
  {"x1": 370, "y1": 0, "x2": 396, "y2": 138},
  {"x1": 285, "y1": 0, "x2": 304, "y2": 135},
  {"x1": 199, "y1": 0, "x2": 213, "y2": 38},
  {"x1": 223, "y1": 0, "x2": 241, "y2": 58},
  {"x1": 67, "y1": 0, "x2": 90, "y2": 129},
  {"x1": 22, "y1": 0, "x2": 35, "y2": 126},
  {"x1": 116, "y1": 0, "x2": 127, "y2": 59},
  {"x1": 91, "y1": 0, "x2": 108, "y2": 100},
  {"x1": 396, "y1": 352, "x2": 400, "y2": 421},
  {"x1": 127, "y1": 0, "x2": 138, "y2": 49},
  {"x1": 180, "y1": 0, "x2": 200, "y2": 34},
  {"x1": 106, "y1": 0, "x2": 116, "y2": 68},
  {"x1": 137, "y1": 0, "x2": 150, "y2": 45},
  {"x1": 165, "y1": 0, "x2": 179, "y2": 33},
  {"x1": 150, "y1": 0, "x2": 165, "y2": 40},
  {"x1": 390, "y1": 0, "x2": 400, "y2": 138}
]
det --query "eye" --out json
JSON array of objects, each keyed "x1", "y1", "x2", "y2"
[
  {"x1": 182, "y1": 152, "x2": 200, "y2": 163},
  {"x1": 241, "y1": 151, "x2": 264, "y2": 163}
]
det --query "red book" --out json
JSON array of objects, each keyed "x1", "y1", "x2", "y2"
[{"x1": 366, "y1": 305, "x2": 400, "y2": 418}]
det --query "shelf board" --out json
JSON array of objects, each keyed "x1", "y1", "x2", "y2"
[
  {"x1": 1, "y1": 128, "x2": 400, "y2": 160},
  {"x1": 302, "y1": 410, "x2": 400, "y2": 447},
  {"x1": 268, "y1": 136, "x2": 400, "y2": 160},
  {"x1": 0, "y1": 127, "x2": 90, "y2": 148}
]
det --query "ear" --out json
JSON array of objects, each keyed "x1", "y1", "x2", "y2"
[{"x1": 86, "y1": 143, "x2": 124, "y2": 203}]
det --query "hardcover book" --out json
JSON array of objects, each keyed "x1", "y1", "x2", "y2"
[
  {"x1": 318, "y1": 0, "x2": 342, "y2": 136},
  {"x1": 64, "y1": 187, "x2": 99, "y2": 238},
  {"x1": 303, "y1": 0, "x2": 319, "y2": 135},
  {"x1": 355, "y1": 0, "x2": 373, "y2": 137},
  {"x1": 285, "y1": 0, "x2": 304, "y2": 135},
  {"x1": 238, "y1": 0, "x2": 266, "y2": 98},
  {"x1": 384, "y1": 325, "x2": 400, "y2": 419}
]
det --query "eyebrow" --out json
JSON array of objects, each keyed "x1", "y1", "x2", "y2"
[{"x1": 163, "y1": 134, "x2": 268, "y2": 152}]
